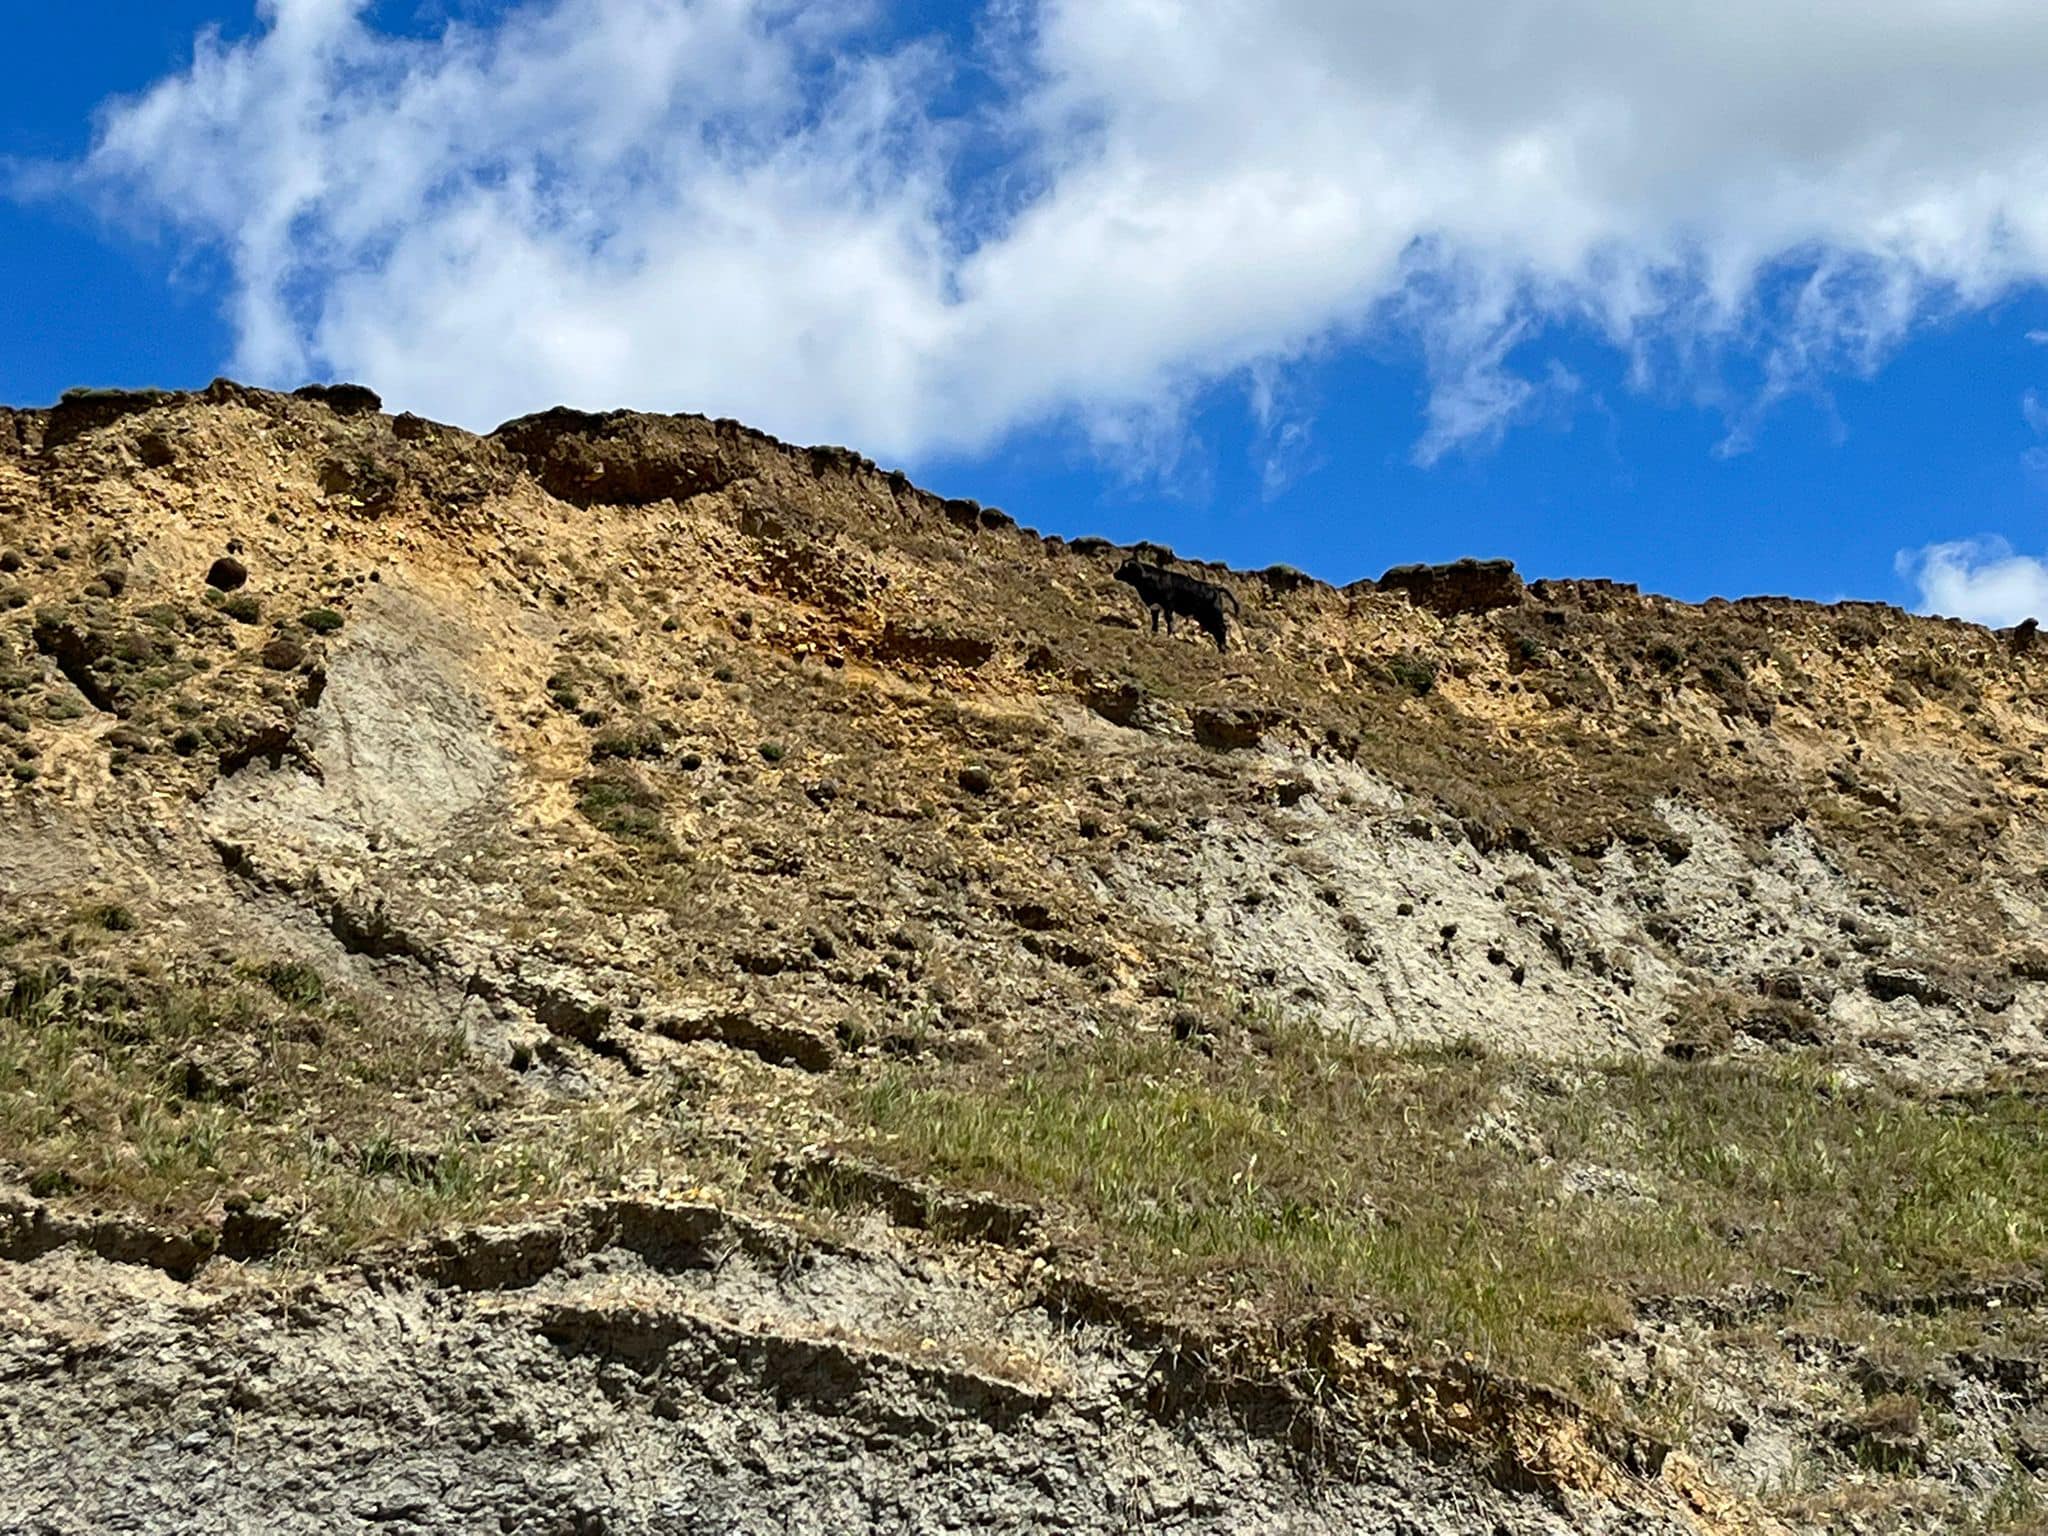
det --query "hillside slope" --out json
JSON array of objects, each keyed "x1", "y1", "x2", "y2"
[{"x1": 1, "y1": 381, "x2": 2045, "y2": 1533}]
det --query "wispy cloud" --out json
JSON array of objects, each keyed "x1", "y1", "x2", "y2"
[{"x1": 59, "y1": 0, "x2": 2048, "y2": 466}]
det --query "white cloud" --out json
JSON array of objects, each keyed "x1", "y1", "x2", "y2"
[
  {"x1": 61, "y1": 0, "x2": 2048, "y2": 464},
  {"x1": 1901, "y1": 538, "x2": 2048, "y2": 627}
]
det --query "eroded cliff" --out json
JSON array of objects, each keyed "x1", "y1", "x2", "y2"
[{"x1": 1, "y1": 382, "x2": 2045, "y2": 1533}]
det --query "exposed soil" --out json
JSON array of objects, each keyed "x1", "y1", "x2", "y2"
[{"x1": 1, "y1": 382, "x2": 2045, "y2": 1533}]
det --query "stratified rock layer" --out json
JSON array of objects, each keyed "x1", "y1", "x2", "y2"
[{"x1": 1, "y1": 382, "x2": 2045, "y2": 1534}]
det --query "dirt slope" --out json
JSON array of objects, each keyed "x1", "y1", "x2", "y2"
[{"x1": 1, "y1": 381, "x2": 2045, "y2": 1533}]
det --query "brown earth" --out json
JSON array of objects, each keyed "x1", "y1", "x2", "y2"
[{"x1": 1, "y1": 381, "x2": 2045, "y2": 1533}]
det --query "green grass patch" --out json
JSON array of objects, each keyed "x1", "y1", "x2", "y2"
[
  {"x1": 590, "y1": 719, "x2": 666, "y2": 761},
  {"x1": 0, "y1": 951, "x2": 699, "y2": 1261},
  {"x1": 841, "y1": 1021, "x2": 2048, "y2": 1405},
  {"x1": 248, "y1": 956, "x2": 325, "y2": 1006},
  {"x1": 575, "y1": 764, "x2": 674, "y2": 855}
]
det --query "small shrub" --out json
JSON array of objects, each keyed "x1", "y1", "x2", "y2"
[
  {"x1": 1387, "y1": 653, "x2": 1438, "y2": 696},
  {"x1": 1660, "y1": 985, "x2": 1743, "y2": 1060},
  {"x1": 759, "y1": 741, "x2": 787, "y2": 764},
  {"x1": 254, "y1": 958, "x2": 325, "y2": 1007},
  {"x1": 577, "y1": 766, "x2": 672, "y2": 853},
  {"x1": 221, "y1": 594, "x2": 262, "y2": 624},
  {"x1": 26, "y1": 1168, "x2": 76, "y2": 1199},
  {"x1": 1895, "y1": 652, "x2": 1968, "y2": 698},
  {"x1": 300, "y1": 608, "x2": 345, "y2": 635},
  {"x1": 90, "y1": 903, "x2": 136, "y2": 933},
  {"x1": 591, "y1": 721, "x2": 665, "y2": 761}
]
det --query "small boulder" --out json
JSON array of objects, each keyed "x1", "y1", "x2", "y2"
[
  {"x1": 958, "y1": 763, "x2": 995, "y2": 795},
  {"x1": 1192, "y1": 705, "x2": 1283, "y2": 751},
  {"x1": 1759, "y1": 969, "x2": 1831, "y2": 1006},
  {"x1": 1864, "y1": 966, "x2": 1953, "y2": 1007},
  {"x1": 1082, "y1": 674, "x2": 1146, "y2": 727},
  {"x1": 205, "y1": 556, "x2": 248, "y2": 592}
]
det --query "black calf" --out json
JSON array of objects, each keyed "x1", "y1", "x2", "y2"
[{"x1": 1114, "y1": 559, "x2": 1241, "y2": 652}]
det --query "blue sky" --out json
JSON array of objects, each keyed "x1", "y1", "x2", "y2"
[{"x1": 7, "y1": 1, "x2": 2048, "y2": 619}]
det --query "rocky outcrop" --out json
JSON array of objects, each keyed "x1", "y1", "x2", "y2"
[
  {"x1": 491, "y1": 407, "x2": 745, "y2": 506},
  {"x1": 1375, "y1": 556, "x2": 1526, "y2": 617},
  {"x1": 292, "y1": 381, "x2": 383, "y2": 417}
]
